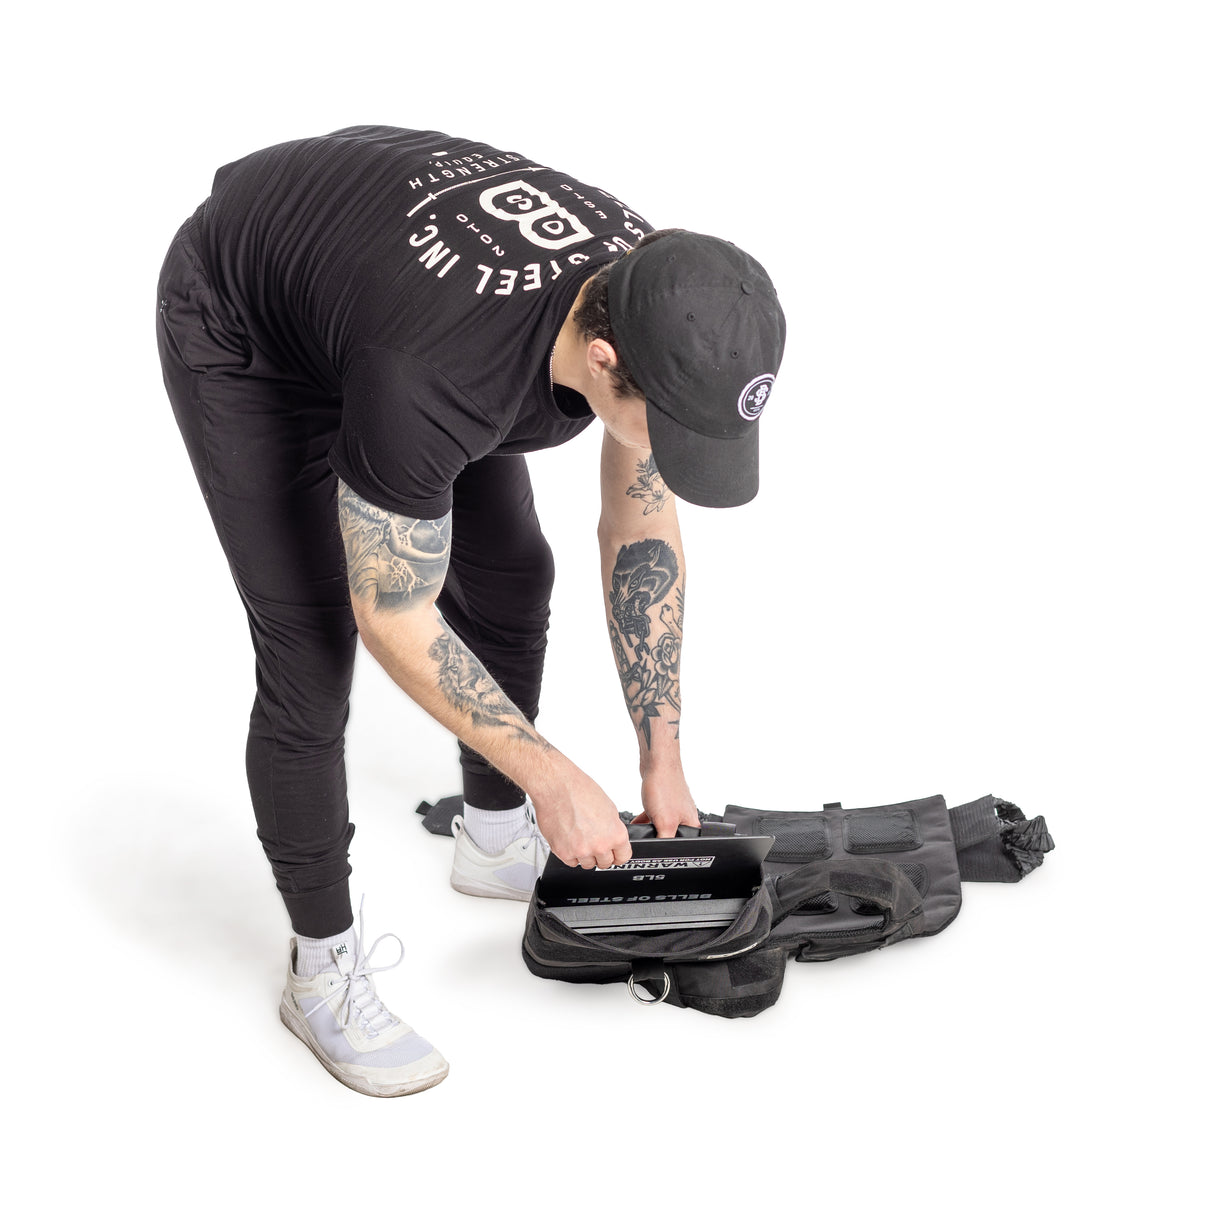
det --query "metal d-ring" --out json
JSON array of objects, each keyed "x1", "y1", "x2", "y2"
[{"x1": 627, "y1": 971, "x2": 671, "y2": 1005}]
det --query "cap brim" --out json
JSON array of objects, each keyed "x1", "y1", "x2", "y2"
[{"x1": 646, "y1": 399, "x2": 759, "y2": 508}]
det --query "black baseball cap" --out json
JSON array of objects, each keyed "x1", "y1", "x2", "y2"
[{"x1": 607, "y1": 231, "x2": 785, "y2": 508}]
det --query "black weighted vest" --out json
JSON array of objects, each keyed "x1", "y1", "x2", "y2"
[{"x1": 518, "y1": 793, "x2": 1053, "y2": 1017}]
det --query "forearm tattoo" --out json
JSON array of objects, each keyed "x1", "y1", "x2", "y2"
[
  {"x1": 338, "y1": 482, "x2": 451, "y2": 612},
  {"x1": 428, "y1": 628, "x2": 547, "y2": 748},
  {"x1": 608, "y1": 539, "x2": 683, "y2": 749},
  {"x1": 625, "y1": 455, "x2": 670, "y2": 515}
]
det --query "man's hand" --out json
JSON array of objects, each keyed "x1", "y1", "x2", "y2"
[
  {"x1": 530, "y1": 759, "x2": 633, "y2": 869},
  {"x1": 337, "y1": 481, "x2": 630, "y2": 872},
  {"x1": 633, "y1": 767, "x2": 701, "y2": 838}
]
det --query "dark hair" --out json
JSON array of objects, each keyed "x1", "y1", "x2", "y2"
[{"x1": 573, "y1": 228, "x2": 683, "y2": 399}]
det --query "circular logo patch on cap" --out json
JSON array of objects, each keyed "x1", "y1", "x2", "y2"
[{"x1": 738, "y1": 374, "x2": 775, "y2": 421}]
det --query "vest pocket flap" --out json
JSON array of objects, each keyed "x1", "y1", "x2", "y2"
[{"x1": 771, "y1": 859, "x2": 924, "y2": 927}]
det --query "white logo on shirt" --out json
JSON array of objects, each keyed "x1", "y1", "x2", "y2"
[{"x1": 479, "y1": 181, "x2": 593, "y2": 251}]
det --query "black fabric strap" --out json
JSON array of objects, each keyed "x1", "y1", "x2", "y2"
[
  {"x1": 626, "y1": 821, "x2": 736, "y2": 840},
  {"x1": 949, "y1": 795, "x2": 1055, "y2": 882}
]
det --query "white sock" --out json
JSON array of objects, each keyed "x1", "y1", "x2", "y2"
[
  {"x1": 462, "y1": 800, "x2": 530, "y2": 853},
  {"x1": 294, "y1": 924, "x2": 356, "y2": 979}
]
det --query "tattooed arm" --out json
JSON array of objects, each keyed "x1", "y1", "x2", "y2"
[
  {"x1": 338, "y1": 479, "x2": 630, "y2": 868},
  {"x1": 598, "y1": 436, "x2": 700, "y2": 837}
]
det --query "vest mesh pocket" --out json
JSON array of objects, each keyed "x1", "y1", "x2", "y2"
[
  {"x1": 791, "y1": 891, "x2": 839, "y2": 915},
  {"x1": 898, "y1": 862, "x2": 929, "y2": 895},
  {"x1": 843, "y1": 808, "x2": 921, "y2": 854},
  {"x1": 757, "y1": 815, "x2": 832, "y2": 863}
]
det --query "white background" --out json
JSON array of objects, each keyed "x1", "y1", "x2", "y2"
[{"x1": 4, "y1": 2, "x2": 1208, "y2": 1209}]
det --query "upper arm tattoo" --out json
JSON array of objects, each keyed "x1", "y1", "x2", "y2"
[
  {"x1": 337, "y1": 481, "x2": 451, "y2": 613},
  {"x1": 625, "y1": 455, "x2": 670, "y2": 514}
]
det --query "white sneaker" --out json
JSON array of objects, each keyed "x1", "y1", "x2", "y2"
[
  {"x1": 279, "y1": 911, "x2": 448, "y2": 1098},
  {"x1": 450, "y1": 805, "x2": 550, "y2": 901}
]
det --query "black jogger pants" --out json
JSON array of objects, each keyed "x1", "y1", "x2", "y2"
[{"x1": 156, "y1": 208, "x2": 555, "y2": 938}]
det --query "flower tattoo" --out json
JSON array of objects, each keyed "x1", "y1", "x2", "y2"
[{"x1": 625, "y1": 455, "x2": 670, "y2": 515}]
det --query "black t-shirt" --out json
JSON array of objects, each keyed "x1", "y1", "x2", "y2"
[{"x1": 196, "y1": 126, "x2": 652, "y2": 518}]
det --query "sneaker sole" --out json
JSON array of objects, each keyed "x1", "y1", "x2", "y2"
[
  {"x1": 450, "y1": 872, "x2": 533, "y2": 902},
  {"x1": 279, "y1": 997, "x2": 450, "y2": 1098}
]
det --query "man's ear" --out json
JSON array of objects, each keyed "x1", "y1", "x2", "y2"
[{"x1": 586, "y1": 338, "x2": 619, "y2": 381}]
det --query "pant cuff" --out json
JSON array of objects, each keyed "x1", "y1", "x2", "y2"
[{"x1": 280, "y1": 878, "x2": 354, "y2": 940}]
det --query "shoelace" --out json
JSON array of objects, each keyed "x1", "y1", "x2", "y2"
[
  {"x1": 518, "y1": 801, "x2": 551, "y2": 884},
  {"x1": 304, "y1": 898, "x2": 403, "y2": 1039}
]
